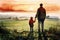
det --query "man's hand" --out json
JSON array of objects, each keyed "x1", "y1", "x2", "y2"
[{"x1": 34, "y1": 18, "x2": 36, "y2": 22}]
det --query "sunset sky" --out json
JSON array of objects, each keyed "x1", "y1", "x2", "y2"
[{"x1": 0, "y1": 0, "x2": 60, "y2": 12}]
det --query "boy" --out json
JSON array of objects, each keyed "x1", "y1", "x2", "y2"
[{"x1": 29, "y1": 17, "x2": 35, "y2": 32}]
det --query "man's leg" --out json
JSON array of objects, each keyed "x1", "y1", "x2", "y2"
[
  {"x1": 38, "y1": 21, "x2": 42, "y2": 40},
  {"x1": 38, "y1": 21, "x2": 40, "y2": 32},
  {"x1": 41, "y1": 21, "x2": 44, "y2": 33},
  {"x1": 41, "y1": 21, "x2": 48, "y2": 40}
]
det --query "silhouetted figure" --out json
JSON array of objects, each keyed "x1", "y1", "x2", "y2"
[
  {"x1": 29, "y1": 17, "x2": 35, "y2": 32},
  {"x1": 28, "y1": 17, "x2": 35, "y2": 40},
  {"x1": 35, "y1": 3, "x2": 46, "y2": 40},
  {"x1": 35, "y1": 3, "x2": 46, "y2": 33}
]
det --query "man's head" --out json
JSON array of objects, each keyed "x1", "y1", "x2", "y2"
[{"x1": 40, "y1": 3, "x2": 43, "y2": 7}]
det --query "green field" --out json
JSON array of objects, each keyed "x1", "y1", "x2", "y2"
[
  {"x1": 0, "y1": 19, "x2": 60, "y2": 40},
  {"x1": 0, "y1": 19, "x2": 60, "y2": 32}
]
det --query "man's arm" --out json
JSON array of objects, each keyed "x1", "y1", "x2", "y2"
[
  {"x1": 35, "y1": 9, "x2": 39, "y2": 18},
  {"x1": 35, "y1": 13, "x2": 37, "y2": 18},
  {"x1": 44, "y1": 9, "x2": 46, "y2": 18}
]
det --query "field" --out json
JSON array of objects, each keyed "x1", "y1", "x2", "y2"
[
  {"x1": 0, "y1": 19, "x2": 60, "y2": 32},
  {"x1": 0, "y1": 19, "x2": 60, "y2": 40}
]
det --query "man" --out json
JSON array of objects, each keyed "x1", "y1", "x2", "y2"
[{"x1": 35, "y1": 3, "x2": 46, "y2": 33}]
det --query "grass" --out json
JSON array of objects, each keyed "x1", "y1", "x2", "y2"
[
  {"x1": 0, "y1": 19, "x2": 60, "y2": 40},
  {"x1": 0, "y1": 19, "x2": 60, "y2": 32}
]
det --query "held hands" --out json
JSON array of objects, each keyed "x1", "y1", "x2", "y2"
[
  {"x1": 35, "y1": 17, "x2": 36, "y2": 21},
  {"x1": 34, "y1": 18, "x2": 36, "y2": 23}
]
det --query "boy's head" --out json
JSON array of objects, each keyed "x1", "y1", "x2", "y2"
[{"x1": 30, "y1": 17, "x2": 33, "y2": 19}]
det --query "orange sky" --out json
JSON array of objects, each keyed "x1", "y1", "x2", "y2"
[{"x1": 0, "y1": 0, "x2": 60, "y2": 12}]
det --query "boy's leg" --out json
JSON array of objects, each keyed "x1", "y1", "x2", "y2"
[
  {"x1": 30, "y1": 27, "x2": 32, "y2": 32},
  {"x1": 31, "y1": 27, "x2": 33, "y2": 33},
  {"x1": 30, "y1": 25, "x2": 33, "y2": 32},
  {"x1": 30, "y1": 25, "x2": 34, "y2": 40},
  {"x1": 30, "y1": 27, "x2": 33, "y2": 33},
  {"x1": 30, "y1": 26, "x2": 31, "y2": 32}
]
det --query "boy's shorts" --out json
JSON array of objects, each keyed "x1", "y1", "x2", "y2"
[{"x1": 29, "y1": 24, "x2": 34, "y2": 27}]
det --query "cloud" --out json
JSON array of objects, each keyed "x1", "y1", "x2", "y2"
[
  {"x1": 0, "y1": 0, "x2": 60, "y2": 12},
  {"x1": 0, "y1": 4, "x2": 60, "y2": 12},
  {"x1": 45, "y1": 4, "x2": 60, "y2": 11}
]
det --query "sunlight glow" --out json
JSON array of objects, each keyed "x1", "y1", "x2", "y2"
[{"x1": 0, "y1": 0, "x2": 60, "y2": 12}]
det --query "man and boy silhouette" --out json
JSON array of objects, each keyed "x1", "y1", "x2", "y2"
[
  {"x1": 29, "y1": 3, "x2": 46, "y2": 33},
  {"x1": 29, "y1": 3, "x2": 46, "y2": 40}
]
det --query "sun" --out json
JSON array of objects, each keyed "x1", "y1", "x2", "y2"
[{"x1": 28, "y1": 7, "x2": 34, "y2": 11}]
